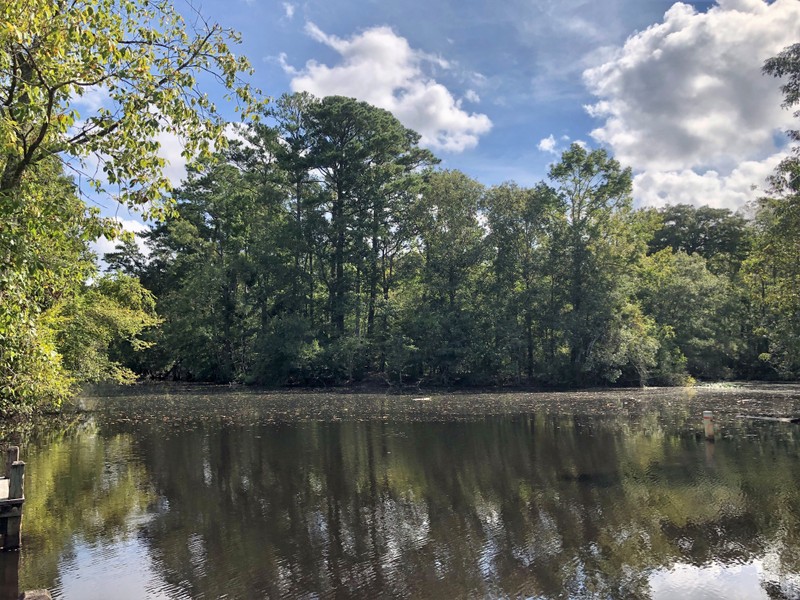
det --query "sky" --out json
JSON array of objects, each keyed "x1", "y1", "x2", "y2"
[{"x1": 92, "y1": 0, "x2": 800, "y2": 253}]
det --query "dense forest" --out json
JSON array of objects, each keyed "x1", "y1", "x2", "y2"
[
  {"x1": 101, "y1": 91, "x2": 793, "y2": 390},
  {"x1": 2, "y1": 0, "x2": 800, "y2": 414}
]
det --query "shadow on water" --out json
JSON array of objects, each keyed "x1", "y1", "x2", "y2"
[
  {"x1": 5, "y1": 383, "x2": 800, "y2": 599},
  {"x1": 0, "y1": 553, "x2": 19, "y2": 600}
]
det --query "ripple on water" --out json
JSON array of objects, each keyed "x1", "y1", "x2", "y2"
[
  {"x1": 51, "y1": 536, "x2": 183, "y2": 600},
  {"x1": 649, "y1": 560, "x2": 776, "y2": 600}
]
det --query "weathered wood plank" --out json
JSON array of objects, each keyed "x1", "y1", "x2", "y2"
[
  {"x1": 0, "y1": 506, "x2": 21, "y2": 518},
  {"x1": 4, "y1": 447, "x2": 18, "y2": 480},
  {"x1": 3, "y1": 512, "x2": 21, "y2": 550},
  {"x1": 0, "y1": 453, "x2": 24, "y2": 551},
  {"x1": 8, "y1": 463, "x2": 23, "y2": 500}
]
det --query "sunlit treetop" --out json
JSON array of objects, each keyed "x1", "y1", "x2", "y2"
[{"x1": 0, "y1": 0, "x2": 265, "y2": 220}]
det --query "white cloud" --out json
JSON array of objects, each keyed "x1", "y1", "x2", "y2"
[
  {"x1": 284, "y1": 24, "x2": 492, "y2": 152},
  {"x1": 537, "y1": 134, "x2": 558, "y2": 155},
  {"x1": 633, "y1": 150, "x2": 785, "y2": 210},
  {"x1": 464, "y1": 89, "x2": 481, "y2": 104},
  {"x1": 537, "y1": 133, "x2": 585, "y2": 156},
  {"x1": 283, "y1": 2, "x2": 295, "y2": 19},
  {"x1": 157, "y1": 129, "x2": 188, "y2": 187},
  {"x1": 583, "y1": 0, "x2": 800, "y2": 210},
  {"x1": 72, "y1": 85, "x2": 110, "y2": 115}
]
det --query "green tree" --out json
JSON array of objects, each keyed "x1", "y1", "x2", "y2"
[
  {"x1": 403, "y1": 170, "x2": 486, "y2": 383},
  {"x1": 0, "y1": 160, "x2": 97, "y2": 411},
  {"x1": 638, "y1": 250, "x2": 739, "y2": 381},
  {"x1": 547, "y1": 144, "x2": 653, "y2": 384},
  {"x1": 267, "y1": 93, "x2": 320, "y2": 321},
  {"x1": 305, "y1": 95, "x2": 436, "y2": 345},
  {"x1": 0, "y1": 0, "x2": 262, "y2": 409},
  {"x1": 742, "y1": 43, "x2": 800, "y2": 377},
  {"x1": 648, "y1": 204, "x2": 751, "y2": 275},
  {"x1": 103, "y1": 236, "x2": 148, "y2": 277},
  {"x1": 146, "y1": 157, "x2": 274, "y2": 382},
  {"x1": 55, "y1": 274, "x2": 161, "y2": 383},
  {"x1": 0, "y1": 0, "x2": 260, "y2": 211},
  {"x1": 483, "y1": 182, "x2": 560, "y2": 381}
]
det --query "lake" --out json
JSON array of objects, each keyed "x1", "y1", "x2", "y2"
[{"x1": 2, "y1": 384, "x2": 800, "y2": 599}]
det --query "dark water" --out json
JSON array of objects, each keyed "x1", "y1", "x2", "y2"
[{"x1": 3, "y1": 384, "x2": 800, "y2": 599}]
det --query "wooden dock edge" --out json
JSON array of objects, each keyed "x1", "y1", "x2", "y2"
[{"x1": 1, "y1": 447, "x2": 25, "y2": 551}]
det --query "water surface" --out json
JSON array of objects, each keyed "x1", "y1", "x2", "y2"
[{"x1": 3, "y1": 384, "x2": 800, "y2": 599}]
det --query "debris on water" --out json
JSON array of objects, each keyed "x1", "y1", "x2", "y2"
[{"x1": 737, "y1": 414, "x2": 800, "y2": 423}]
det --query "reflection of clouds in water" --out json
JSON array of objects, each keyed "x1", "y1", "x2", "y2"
[
  {"x1": 380, "y1": 497, "x2": 431, "y2": 577},
  {"x1": 476, "y1": 500, "x2": 502, "y2": 579},
  {"x1": 56, "y1": 537, "x2": 176, "y2": 600},
  {"x1": 649, "y1": 558, "x2": 800, "y2": 600}
]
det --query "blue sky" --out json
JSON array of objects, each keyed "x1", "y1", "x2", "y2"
[{"x1": 93, "y1": 0, "x2": 800, "y2": 252}]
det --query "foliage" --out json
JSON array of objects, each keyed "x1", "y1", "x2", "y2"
[
  {"x1": 638, "y1": 250, "x2": 739, "y2": 381},
  {"x1": 546, "y1": 143, "x2": 652, "y2": 384},
  {"x1": 743, "y1": 195, "x2": 800, "y2": 378},
  {"x1": 126, "y1": 93, "x2": 438, "y2": 385},
  {"x1": 0, "y1": 160, "x2": 97, "y2": 412},
  {"x1": 8, "y1": 37, "x2": 800, "y2": 402},
  {"x1": 119, "y1": 111, "x2": 789, "y2": 387},
  {"x1": 0, "y1": 165, "x2": 160, "y2": 412},
  {"x1": 0, "y1": 0, "x2": 262, "y2": 216},
  {"x1": 404, "y1": 170, "x2": 487, "y2": 383},
  {"x1": 56, "y1": 274, "x2": 161, "y2": 383},
  {"x1": 648, "y1": 204, "x2": 751, "y2": 275},
  {"x1": 0, "y1": 0, "x2": 262, "y2": 412},
  {"x1": 740, "y1": 43, "x2": 800, "y2": 378},
  {"x1": 482, "y1": 182, "x2": 560, "y2": 382}
]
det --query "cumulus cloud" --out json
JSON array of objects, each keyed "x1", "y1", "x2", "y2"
[
  {"x1": 537, "y1": 134, "x2": 558, "y2": 154},
  {"x1": 583, "y1": 0, "x2": 800, "y2": 209},
  {"x1": 284, "y1": 24, "x2": 492, "y2": 152},
  {"x1": 633, "y1": 151, "x2": 785, "y2": 210}
]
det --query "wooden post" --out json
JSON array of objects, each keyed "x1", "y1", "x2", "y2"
[
  {"x1": 2, "y1": 462, "x2": 25, "y2": 550},
  {"x1": 8, "y1": 462, "x2": 23, "y2": 500},
  {"x1": 3, "y1": 509, "x2": 22, "y2": 551},
  {"x1": 4, "y1": 447, "x2": 18, "y2": 479},
  {"x1": 703, "y1": 411, "x2": 715, "y2": 441}
]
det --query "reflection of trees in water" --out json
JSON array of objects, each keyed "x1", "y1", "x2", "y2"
[
  {"x1": 121, "y1": 412, "x2": 800, "y2": 599},
  {"x1": 16, "y1": 424, "x2": 154, "y2": 592}
]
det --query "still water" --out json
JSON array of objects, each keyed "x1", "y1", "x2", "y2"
[{"x1": 3, "y1": 384, "x2": 800, "y2": 599}]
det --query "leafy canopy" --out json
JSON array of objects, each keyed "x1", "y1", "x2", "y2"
[{"x1": 0, "y1": 0, "x2": 263, "y2": 218}]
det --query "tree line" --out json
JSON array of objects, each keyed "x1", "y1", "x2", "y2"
[{"x1": 104, "y1": 90, "x2": 799, "y2": 390}]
